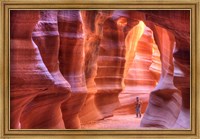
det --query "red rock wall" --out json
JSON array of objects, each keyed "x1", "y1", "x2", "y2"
[
  {"x1": 10, "y1": 10, "x2": 190, "y2": 129},
  {"x1": 57, "y1": 10, "x2": 87, "y2": 129},
  {"x1": 140, "y1": 24, "x2": 182, "y2": 128},
  {"x1": 141, "y1": 10, "x2": 190, "y2": 128},
  {"x1": 149, "y1": 40, "x2": 162, "y2": 80},
  {"x1": 10, "y1": 10, "x2": 71, "y2": 129},
  {"x1": 93, "y1": 15, "x2": 127, "y2": 119},
  {"x1": 79, "y1": 11, "x2": 112, "y2": 123},
  {"x1": 115, "y1": 25, "x2": 160, "y2": 115}
]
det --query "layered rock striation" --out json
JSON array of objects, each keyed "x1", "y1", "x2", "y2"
[
  {"x1": 10, "y1": 10, "x2": 190, "y2": 129},
  {"x1": 79, "y1": 10, "x2": 113, "y2": 123},
  {"x1": 115, "y1": 24, "x2": 161, "y2": 115},
  {"x1": 140, "y1": 24, "x2": 182, "y2": 128},
  {"x1": 10, "y1": 10, "x2": 71, "y2": 129},
  {"x1": 140, "y1": 10, "x2": 190, "y2": 128},
  {"x1": 57, "y1": 10, "x2": 87, "y2": 129}
]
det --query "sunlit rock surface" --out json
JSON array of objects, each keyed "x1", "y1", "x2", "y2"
[
  {"x1": 10, "y1": 10, "x2": 190, "y2": 129},
  {"x1": 79, "y1": 11, "x2": 114, "y2": 123},
  {"x1": 115, "y1": 25, "x2": 161, "y2": 115}
]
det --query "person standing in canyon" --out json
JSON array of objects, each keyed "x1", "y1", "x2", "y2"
[{"x1": 135, "y1": 97, "x2": 142, "y2": 118}]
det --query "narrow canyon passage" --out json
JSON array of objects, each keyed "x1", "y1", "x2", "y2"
[{"x1": 10, "y1": 10, "x2": 190, "y2": 129}]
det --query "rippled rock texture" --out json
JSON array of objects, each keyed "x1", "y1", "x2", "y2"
[
  {"x1": 10, "y1": 10, "x2": 71, "y2": 129},
  {"x1": 115, "y1": 23, "x2": 160, "y2": 115},
  {"x1": 79, "y1": 10, "x2": 113, "y2": 123},
  {"x1": 141, "y1": 10, "x2": 190, "y2": 128},
  {"x1": 10, "y1": 10, "x2": 190, "y2": 129}
]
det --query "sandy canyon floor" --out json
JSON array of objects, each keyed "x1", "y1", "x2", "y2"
[{"x1": 81, "y1": 114, "x2": 143, "y2": 129}]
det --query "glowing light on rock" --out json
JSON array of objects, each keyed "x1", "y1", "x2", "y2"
[
  {"x1": 10, "y1": 10, "x2": 190, "y2": 129},
  {"x1": 124, "y1": 21, "x2": 146, "y2": 77}
]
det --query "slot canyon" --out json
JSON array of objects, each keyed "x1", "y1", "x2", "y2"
[{"x1": 10, "y1": 10, "x2": 190, "y2": 129}]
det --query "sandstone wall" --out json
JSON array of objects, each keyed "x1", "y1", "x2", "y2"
[
  {"x1": 79, "y1": 11, "x2": 113, "y2": 123},
  {"x1": 10, "y1": 10, "x2": 190, "y2": 129},
  {"x1": 115, "y1": 25, "x2": 160, "y2": 115},
  {"x1": 10, "y1": 10, "x2": 71, "y2": 129},
  {"x1": 141, "y1": 10, "x2": 190, "y2": 128}
]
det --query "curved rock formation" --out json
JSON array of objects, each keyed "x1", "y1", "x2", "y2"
[
  {"x1": 21, "y1": 10, "x2": 72, "y2": 129},
  {"x1": 10, "y1": 10, "x2": 70, "y2": 129},
  {"x1": 57, "y1": 10, "x2": 87, "y2": 129},
  {"x1": 10, "y1": 10, "x2": 190, "y2": 129},
  {"x1": 140, "y1": 10, "x2": 190, "y2": 128},
  {"x1": 140, "y1": 24, "x2": 182, "y2": 128},
  {"x1": 115, "y1": 24, "x2": 160, "y2": 115},
  {"x1": 79, "y1": 10, "x2": 113, "y2": 123},
  {"x1": 92, "y1": 15, "x2": 128, "y2": 119},
  {"x1": 149, "y1": 40, "x2": 161, "y2": 81}
]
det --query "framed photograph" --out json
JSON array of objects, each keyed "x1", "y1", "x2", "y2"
[{"x1": 1, "y1": 0, "x2": 199, "y2": 138}]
